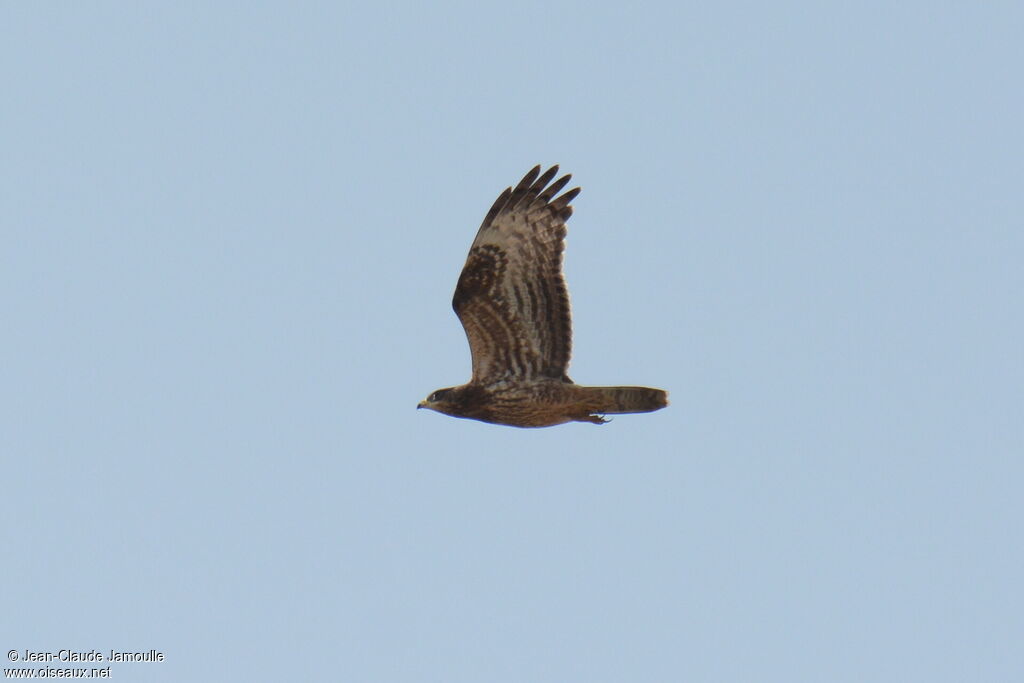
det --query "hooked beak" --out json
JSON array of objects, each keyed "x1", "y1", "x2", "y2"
[{"x1": 417, "y1": 401, "x2": 427, "y2": 410}]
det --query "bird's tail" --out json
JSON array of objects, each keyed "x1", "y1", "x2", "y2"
[{"x1": 580, "y1": 386, "x2": 668, "y2": 415}]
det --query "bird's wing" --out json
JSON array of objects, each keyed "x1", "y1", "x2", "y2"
[{"x1": 452, "y1": 165, "x2": 580, "y2": 384}]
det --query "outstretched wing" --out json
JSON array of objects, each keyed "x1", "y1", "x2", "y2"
[{"x1": 452, "y1": 165, "x2": 580, "y2": 384}]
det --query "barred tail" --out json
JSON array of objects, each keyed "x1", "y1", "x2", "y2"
[{"x1": 584, "y1": 386, "x2": 668, "y2": 415}]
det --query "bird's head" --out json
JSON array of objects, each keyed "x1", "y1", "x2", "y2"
[{"x1": 417, "y1": 387, "x2": 459, "y2": 415}]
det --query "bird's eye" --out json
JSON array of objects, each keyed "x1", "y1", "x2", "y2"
[{"x1": 429, "y1": 391, "x2": 441, "y2": 402}]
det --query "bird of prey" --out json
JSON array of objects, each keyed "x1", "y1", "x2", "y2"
[{"x1": 418, "y1": 165, "x2": 668, "y2": 428}]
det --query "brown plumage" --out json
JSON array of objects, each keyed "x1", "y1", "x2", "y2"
[{"x1": 418, "y1": 165, "x2": 668, "y2": 427}]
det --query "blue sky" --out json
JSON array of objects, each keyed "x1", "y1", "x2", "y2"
[{"x1": 2, "y1": 2, "x2": 1022, "y2": 681}]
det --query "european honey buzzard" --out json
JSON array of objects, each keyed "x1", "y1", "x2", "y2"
[{"x1": 418, "y1": 165, "x2": 668, "y2": 427}]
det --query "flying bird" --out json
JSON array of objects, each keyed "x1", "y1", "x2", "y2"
[{"x1": 418, "y1": 165, "x2": 668, "y2": 427}]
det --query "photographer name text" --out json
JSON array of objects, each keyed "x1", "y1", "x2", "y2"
[{"x1": 19, "y1": 650, "x2": 163, "y2": 663}]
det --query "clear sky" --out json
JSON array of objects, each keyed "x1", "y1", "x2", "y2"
[{"x1": 2, "y1": 2, "x2": 1022, "y2": 681}]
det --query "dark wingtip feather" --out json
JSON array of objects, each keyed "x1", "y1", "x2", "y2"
[
  {"x1": 515, "y1": 166, "x2": 541, "y2": 192},
  {"x1": 538, "y1": 174, "x2": 572, "y2": 203},
  {"x1": 507, "y1": 165, "x2": 544, "y2": 210},
  {"x1": 551, "y1": 186, "x2": 581, "y2": 211},
  {"x1": 479, "y1": 186, "x2": 513, "y2": 228},
  {"x1": 533, "y1": 165, "x2": 560, "y2": 192}
]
